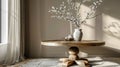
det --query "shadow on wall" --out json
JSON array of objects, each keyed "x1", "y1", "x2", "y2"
[
  {"x1": 104, "y1": 22, "x2": 120, "y2": 39},
  {"x1": 82, "y1": 0, "x2": 120, "y2": 57},
  {"x1": 84, "y1": 0, "x2": 120, "y2": 40},
  {"x1": 100, "y1": 0, "x2": 120, "y2": 50},
  {"x1": 41, "y1": 0, "x2": 120, "y2": 58},
  {"x1": 101, "y1": 0, "x2": 120, "y2": 19},
  {"x1": 92, "y1": 0, "x2": 120, "y2": 40},
  {"x1": 101, "y1": 0, "x2": 120, "y2": 39}
]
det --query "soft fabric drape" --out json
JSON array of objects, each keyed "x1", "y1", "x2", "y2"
[{"x1": 4, "y1": 0, "x2": 24, "y2": 64}]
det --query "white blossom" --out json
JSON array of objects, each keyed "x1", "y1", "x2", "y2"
[
  {"x1": 99, "y1": 0, "x2": 103, "y2": 2},
  {"x1": 52, "y1": 6, "x2": 55, "y2": 9},
  {"x1": 48, "y1": 0, "x2": 103, "y2": 28}
]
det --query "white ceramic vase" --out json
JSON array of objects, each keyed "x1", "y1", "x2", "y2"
[{"x1": 73, "y1": 28, "x2": 83, "y2": 41}]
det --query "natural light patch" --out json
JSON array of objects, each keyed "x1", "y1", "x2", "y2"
[
  {"x1": 103, "y1": 13, "x2": 120, "y2": 38},
  {"x1": 102, "y1": 13, "x2": 120, "y2": 49},
  {"x1": 105, "y1": 22, "x2": 120, "y2": 38},
  {"x1": 79, "y1": 5, "x2": 96, "y2": 28},
  {"x1": 80, "y1": 5, "x2": 95, "y2": 24},
  {"x1": 1, "y1": 0, "x2": 8, "y2": 44},
  {"x1": 80, "y1": 5, "x2": 96, "y2": 40},
  {"x1": 93, "y1": 61, "x2": 120, "y2": 67}
]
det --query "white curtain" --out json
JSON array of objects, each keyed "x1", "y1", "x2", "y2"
[{"x1": 4, "y1": 0, "x2": 24, "y2": 64}]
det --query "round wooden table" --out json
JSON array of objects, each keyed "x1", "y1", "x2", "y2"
[
  {"x1": 41, "y1": 40, "x2": 105, "y2": 66},
  {"x1": 41, "y1": 40, "x2": 105, "y2": 46}
]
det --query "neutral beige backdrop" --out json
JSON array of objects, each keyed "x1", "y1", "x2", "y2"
[
  {"x1": 27, "y1": 0, "x2": 120, "y2": 58},
  {"x1": 1, "y1": 0, "x2": 120, "y2": 63}
]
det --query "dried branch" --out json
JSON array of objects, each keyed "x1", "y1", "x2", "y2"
[{"x1": 48, "y1": 0, "x2": 103, "y2": 28}]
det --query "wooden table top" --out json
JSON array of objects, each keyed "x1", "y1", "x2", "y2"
[{"x1": 41, "y1": 40, "x2": 105, "y2": 46}]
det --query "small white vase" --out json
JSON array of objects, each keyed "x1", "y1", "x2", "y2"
[{"x1": 73, "y1": 28, "x2": 83, "y2": 41}]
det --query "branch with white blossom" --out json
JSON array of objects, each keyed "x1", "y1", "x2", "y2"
[{"x1": 48, "y1": 0, "x2": 103, "y2": 28}]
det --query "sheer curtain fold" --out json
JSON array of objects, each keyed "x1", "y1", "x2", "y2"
[
  {"x1": 20, "y1": 0, "x2": 25, "y2": 61},
  {"x1": 4, "y1": 0, "x2": 24, "y2": 64}
]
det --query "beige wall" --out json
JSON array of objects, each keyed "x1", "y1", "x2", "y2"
[
  {"x1": 27, "y1": 0, "x2": 120, "y2": 58},
  {"x1": 27, "y1": 0, "x2": 42, "y2": 58}
]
